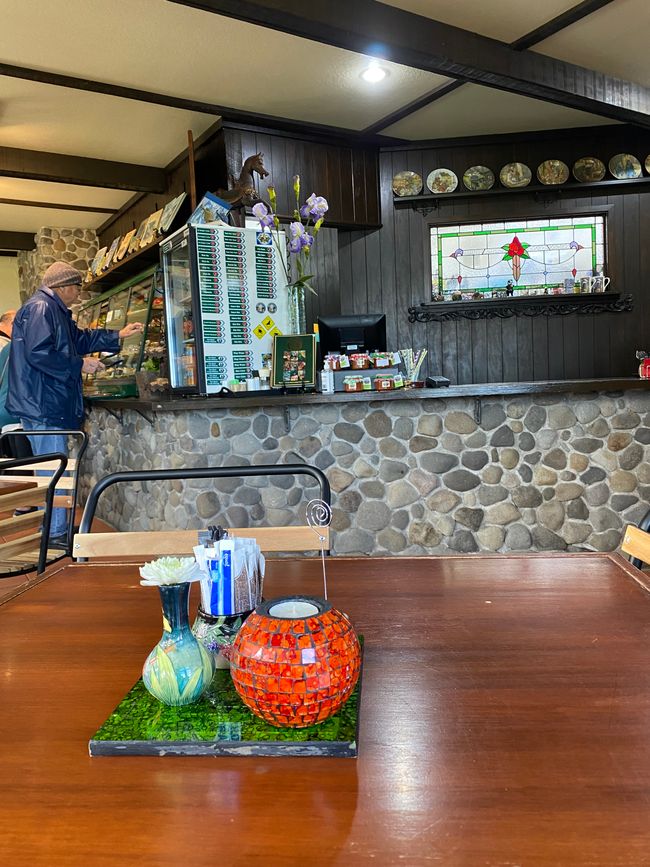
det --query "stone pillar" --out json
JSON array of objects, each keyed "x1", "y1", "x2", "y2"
[{"x1": 17, "y1": 228, "x2": 99, "y2": 303}]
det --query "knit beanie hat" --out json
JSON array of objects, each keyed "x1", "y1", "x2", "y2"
[{"x1": 42, "y1": 262, "x2": 83, "y2": 289}]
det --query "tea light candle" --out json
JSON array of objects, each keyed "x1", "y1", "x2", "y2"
[{"x1": 268, "y1": 599, "x2": 320, "y2": 618}]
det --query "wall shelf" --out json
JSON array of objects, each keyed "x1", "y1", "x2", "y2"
[
  {"x1": 408, "y1": 291, "x2": 633, "y2": 323},
  {"x1": 83, "y1": 240, "x2": 162, "y2": 292},
  {"x1": 394, "y1": 176, "x2": 650, "y2": 215}
]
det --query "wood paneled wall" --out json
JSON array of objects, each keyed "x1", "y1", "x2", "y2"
[
  {"x1": 221, "y1": 123, "x2": 379, "y2": 331},
  {"x1": 97, "y1": 123, "x2": 227, "y2": 247},
  {"x1": 340, "y1": 125, "x2": 650, "y2": 383},
  {"x1": 222, "y1": 123, "x2": 380, "y2": 229}
]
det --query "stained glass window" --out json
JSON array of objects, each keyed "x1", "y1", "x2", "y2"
[{"x1": 430, "y1": 216, "x2": 606, "y2": 298}]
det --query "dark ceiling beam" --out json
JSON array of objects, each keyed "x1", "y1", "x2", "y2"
[
  {"x1": 511, "y1": 0, "x2": 616, "y2": 50},
  {"x1": 0, "y1": 146, "x2": 165, "y2": 193},
  {"x1": 0, "y1": 197, "x2": 116, "y2": 214},
  {"x1": 363, "y1": 0, "x2": 616, "y2": 134},
  {"x1": 0, "y1": 62, "x2": 398, "y2": 145},
  {"x1": 0, "y1": 231, "x2": 35, "y2": 251},
  {"x1": 363, "y1": 81, "x2": 465, "y2": 136},
  {"x1": 168, "y1": 0, "x2": 650, "y2": 127}
]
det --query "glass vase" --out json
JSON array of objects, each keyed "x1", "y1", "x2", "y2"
[
  {"x1": 287, "y1": 283, "x2": 306, "y2": 334},
  {"x1": 142, "y1": 583, "x2": 215, "y2": 706}
]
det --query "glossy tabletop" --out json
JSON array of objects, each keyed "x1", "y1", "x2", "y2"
[{"x1": 1, "y1": 553, "x2": 650, "y2": 866}]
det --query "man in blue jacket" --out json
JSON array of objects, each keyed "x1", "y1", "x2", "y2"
[{"x1": 6, "y1": 261, "x2": 143, "y2": 545}]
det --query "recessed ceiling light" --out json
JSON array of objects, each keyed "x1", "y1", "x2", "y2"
[{"x1": 360, "y1": 61, "x2": 388, "y2": 84}]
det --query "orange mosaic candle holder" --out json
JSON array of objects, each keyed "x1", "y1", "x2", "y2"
[{"x1": 230, "y1": 596, "x2": 361, "y2": 728}]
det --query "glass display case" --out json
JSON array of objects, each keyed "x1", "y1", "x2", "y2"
[
  {"x1": 160, "y1": 224, "x2": 289, "y2": 395},
  {"x1": 76, "y1": 266, "x2": 164, "y2": 399}
]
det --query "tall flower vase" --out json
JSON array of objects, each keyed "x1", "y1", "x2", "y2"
[
  {"x1": 287, "y1": 283, "x2": 307, "y2": 334},
  {"x1": 142, "y1": 583, "x2": 215, "y2": 706}
]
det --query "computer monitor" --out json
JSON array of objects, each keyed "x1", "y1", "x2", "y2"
[{"x1": 317, "y1": 313, "x2": 387, "y2": 355}]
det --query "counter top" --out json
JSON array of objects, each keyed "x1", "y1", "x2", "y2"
[{"x1": 88, "y1": 377, "x2": 650, "y2": 414}]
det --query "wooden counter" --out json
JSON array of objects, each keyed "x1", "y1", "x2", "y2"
[{"x1": 89, "y1": 376, "x2": 650, "y2": 414}]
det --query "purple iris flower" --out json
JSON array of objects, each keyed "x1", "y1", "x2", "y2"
[
  {"x1": 301, "y1": 233, "x2": 314, "y2": 249},
  {"x1": 305, "y1": 194, "x2": 328, "y2": 219},
  {"x1": 289, "y1": 237, "x2": 302, "y2": 254},
  {"x1": 252, "y1": 201, "x2": 274, "y2": 229}
]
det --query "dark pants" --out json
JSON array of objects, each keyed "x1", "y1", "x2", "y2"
[{"x1": 0, "y1": 432, "x2": 34, "y2": 461}]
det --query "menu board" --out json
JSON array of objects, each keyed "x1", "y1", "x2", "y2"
[{"x1": 193, "y1": 224, "x2": 289, "y2": 392}]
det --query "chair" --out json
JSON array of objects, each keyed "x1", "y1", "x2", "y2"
[
  {"x1": 73, "y1": 464, "x2": 331, "y2": 561},
  {"x1": 0, "y1": 453, "x2": 68, "y2": 576},
  {"x1": 621, "y1": 521, "x2": 650, "y2": 570},
  {"x1": 0, "y1": 429, "x2": 88, "y2": 555}
]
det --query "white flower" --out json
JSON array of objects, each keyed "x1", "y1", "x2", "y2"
[{"x1": 139, "y1": 556, "x2": 202, "y2": 586}]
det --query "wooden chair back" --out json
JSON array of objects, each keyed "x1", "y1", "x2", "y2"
[
  {"x1": 73, "y1": 464, "x2": 331, "y2": 561},
  {"x1": 0, "y1": 453, "x2": 67, "y2": 576},
  {"x1": 621, "y1": 524, "x2": 650, "y2": 568},
  {"x1": 0, "y1": 429, "x2": 88, "y2": 553}
]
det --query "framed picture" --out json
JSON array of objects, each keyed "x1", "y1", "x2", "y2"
[
  {"x1": 115, "y1": 229, "x2": 136, "y2": 262},
  {"x1": 140, "y1": 209, "x2": 164, "y2": 248},
  {"x1": 271, "y1": 334, "x2": 317, "y2": 390},
  {"x1": 101, "y1": 236, "x2": 121, "y2": 271},
  {"x1": 129, "y1": 218, "x2": 149, "y2": 254}
]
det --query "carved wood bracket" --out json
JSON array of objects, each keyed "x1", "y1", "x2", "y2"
[{"x1": 408, "y1": 293, "x2": 633, "y2": 323}]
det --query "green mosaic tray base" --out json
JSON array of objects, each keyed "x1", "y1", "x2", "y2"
[{"x1": 89, "y1": 662, "x2": 362, "y2": 758}]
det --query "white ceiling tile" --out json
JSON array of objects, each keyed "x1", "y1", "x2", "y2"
[
  {"x1": 379, "y1": 0, "x2": 578, "y2": 42},
  {"x1": 0, "y1": 0, "x2": 450, "y2": 131},
  {"x1": 0, "y1": 77, "x2": 214, "y2": 166},
  {"x1": 0, "y1": 203, "x2": 110, "y2": 233},
  {"x1": 0, "y1": 178, "x2": 131, "y2": 210},
  {"x1": 382, "y1": 84, "x2": 618, "y2": 140},
  {"x1": 536, "y1": 0, "x2": 650, "y2": 88}
]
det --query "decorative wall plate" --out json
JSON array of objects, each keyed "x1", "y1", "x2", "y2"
[
  {"x1": 426, "y1": 168, "x2": 458, "y2": 194},
  {"x1": 646, "y1": 155, "x2": 650, "y2": 174},
  {"x1": 537, "y1": 160, "x2": 569, "y2": 185},
  {"x1": 499, "y1": 162, "x2": 532, "y2": 189},
  {"x1": 462, "y1": 165, "x2": 495, "y2": 191},
  {"x1": 392, "y1": 170, "x2": 423, "y2": 197},
  {"x1": 572, "y1": 157, "x2": 606, "y2": 183},
  {"x1": 608, "y1": 153, "x2": 642, "y2": 180}
]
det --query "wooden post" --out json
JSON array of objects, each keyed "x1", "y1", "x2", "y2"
[{"x1": 187, "y1": 129, "x2": 197, "y2": 210}]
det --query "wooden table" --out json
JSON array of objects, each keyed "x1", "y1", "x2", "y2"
[{"x1": 1, "y1": 553, "x2": 650, "y2": 866}]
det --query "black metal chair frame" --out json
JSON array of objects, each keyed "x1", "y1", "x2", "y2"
[
  {"x1": 0, "y1": 453, "x2": 68, "y2": 576},
  {"x1": 78, "y1": 464, "x2": 331, "y2": 547},
  {"x1": 0, "y1": 429, "x2": 88, "y2": 555}
]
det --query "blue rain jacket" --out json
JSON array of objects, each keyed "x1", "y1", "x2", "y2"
[{"x1": 6, "y1": 287, "x2": 119, "y2": 428}]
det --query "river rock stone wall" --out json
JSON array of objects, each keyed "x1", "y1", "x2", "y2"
[
  {"x1": 17, "y1": 227, "x2": 99, "y2": 304},
  {"x1": 82, "y1": 389, "x2": 650, "y2": 555}
]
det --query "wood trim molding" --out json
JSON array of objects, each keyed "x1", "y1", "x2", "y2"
[{"x1": 408, "y1": 292, "x2": 633, "y2": 322}]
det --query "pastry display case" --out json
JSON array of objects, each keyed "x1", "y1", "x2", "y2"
[{"x1": 76, "y1": 266, "x2": 165, "y2": 399}]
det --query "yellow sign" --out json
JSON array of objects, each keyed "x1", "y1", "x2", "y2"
[
  {"x1": 253, "y1": 324, "x2": 266, "y2": 339},
  {"x1": 262, "y1": 315, "x2": 275, "y2": 331}
]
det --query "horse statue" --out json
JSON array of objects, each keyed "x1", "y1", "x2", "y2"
[{"x1": 216, "y1": 152, "x2": 269, "y2": 208}]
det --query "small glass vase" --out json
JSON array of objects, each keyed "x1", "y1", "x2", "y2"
[
  {"x1": 287, "y1": 283, "x2": 306, "y2": 334},
  {"x1": 142, "y1": 583, "x2": 215, "y2": 706}
]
